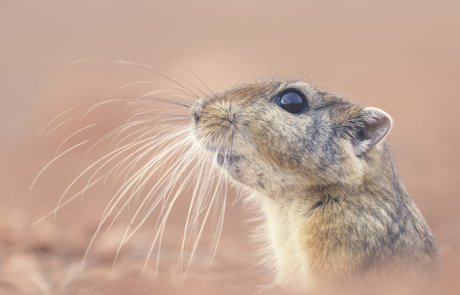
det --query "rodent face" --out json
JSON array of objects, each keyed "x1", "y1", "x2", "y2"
[{"x1": 191, "y1": 80, "x2": 391, "y2": 197}]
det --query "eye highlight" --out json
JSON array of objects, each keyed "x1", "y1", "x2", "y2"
[{"x1": 275, "y1": 88, "x2": 309, "y2": 114}]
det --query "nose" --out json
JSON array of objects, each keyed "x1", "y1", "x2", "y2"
[{"x1": 191, "y1": 104, "x2": 201, "y2": 124}]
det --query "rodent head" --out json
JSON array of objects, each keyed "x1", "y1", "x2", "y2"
[{"x1": 191, "y1": 81, "x2": 392, "y2": 198}]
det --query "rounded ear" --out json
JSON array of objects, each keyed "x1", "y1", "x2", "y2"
[{"x1": 340, "y1": 107, "x2": 393, "y2": 156}]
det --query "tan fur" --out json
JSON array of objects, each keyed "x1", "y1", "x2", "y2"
[{"x1": 191, "y1": 80, "x2": 438, "y2": 291}]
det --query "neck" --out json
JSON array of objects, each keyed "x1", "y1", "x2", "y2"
[{"x1": 255, "y1": 144, "x2": 437, "y2": 289}]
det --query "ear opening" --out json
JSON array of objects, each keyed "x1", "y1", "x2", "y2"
[{"x1": 344, "y1": 107, "x2": 393, "y2": 156}]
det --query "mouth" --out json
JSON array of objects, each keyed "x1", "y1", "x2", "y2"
[
  {"x1": 196, "y1": 141, "x2": 242, "y2": 168},
  {"x1": 216, "y1": 150, "x2": 242, "y2": 167}
]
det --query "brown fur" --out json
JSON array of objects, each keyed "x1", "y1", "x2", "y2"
[{"x1": 191, "y1": 80, "x2": 438, "y2": 290}]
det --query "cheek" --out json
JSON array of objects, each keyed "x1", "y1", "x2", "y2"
[
  {"x1": 223, "y1": 158, "x2": 257, "y2": 188},
  {"x1": 334, "y1": 140, "x2": 365, "y2": 182},
  {"x1": 220, "y1": 152, "x2": 266, "y2": 187},
  {"x1": 253, "y1": 125, "x2": 313, "y2": 173},
  {"x1": 306, "y1": 139, "x2": 365, "y2": 186}
]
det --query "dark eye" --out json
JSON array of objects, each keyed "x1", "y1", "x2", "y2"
[{"x1": 276, "y1": 89, "x2": 308, "y2": 114}]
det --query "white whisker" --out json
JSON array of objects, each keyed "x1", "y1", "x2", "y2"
[
  {"x1": 81, "y1": 130, "x2": 193, "y2": 269},
  {"x1": 45, "y1": 114, "x2": 80, "y2": 135},
  {"x1": 30, "y1": 139, "x2": 91, "y2": 190},
  {"x1": 66, "y1": 58, "x2": 100, "y2": 67},
  {"x1": 179, "y1": 148, "x2": 209, "y2": 273},
  {"x1": 32, "y1": 176, "x2": 104, "y2": 226},
  {"x1": 106, "y1": 135, "x2": 193, "y2": 235},
  {"x1": 183, "y1": 153, "x2": 226, "y2": 278},
  {"x1": 55, "y1": 123, "x2": 100, "y2": 156},
  {"x1": 38, "y1": 103, "x2": 86, "y2": 135},
  {"x1": 113, "y1": 146, "x2": 198, "y2": 275},
  {"x1": 78, "y1": 98, "x2": 132, "y2": 124},
  {"x1": 37, "y1": 68, "x2": 237, "y2": 286},
  {"x1": 115, "y1": 59, "x2": 199, "y2": 99}
]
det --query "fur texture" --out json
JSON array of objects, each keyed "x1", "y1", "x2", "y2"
[{"x1": 191, "y1": 80, "x2": 438, "y2": 290}]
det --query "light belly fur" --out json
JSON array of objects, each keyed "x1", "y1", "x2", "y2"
[{"x1": 259, "y1": 196, "x2": 314, "y2": 290}]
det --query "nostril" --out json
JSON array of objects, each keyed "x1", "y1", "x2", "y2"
[
  {"x1": 193, "y1": 113, "x2": 200, "y2": 124},
  {"x1": 191, "y1": 108, "x2": 201, "y2": 124},
  {"x1": 191, "y1": 102, "x2": 204, "y2": 125}
]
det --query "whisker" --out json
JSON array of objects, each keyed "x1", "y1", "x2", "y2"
[
  {"x1": 186, "y1": 154, "x2": 215, "y2": 245},
  {"x1": 102, "y1": 129, "x2": 192, "y2": 221},
  {"x1": 31, "y1": 176, "x2": 105, "y2": 226},
  {"x1": 207, "y1": 148, "x2": 231, "y2": 266},
  {"x1": 38, "y1": 71, "x2": 238, "y2": 284},
  {"x1": 45, "y1": 114, "x2": 81, "y2": 135},
  {"x1": 179, "y1": 148, "x2": 209, "y2": 273},
  {"x1": 113, "y1": 145, "x2": 198, "y2": 274},
  {"x1": 66, "y1": 58, "x2": 100, "y2": 67},
  {"x1": 30, "y1": 139, "x2": 91, "y2": 190},
  {"x1": 85, "y1": 120, "x2": 150, "y2": 153},
  {"x1": 38, "y1": 103, "x2": 87, "y2": 135},
  {"x1": 133, "y1": 91, "x2": 192, "y2": 109},
  {"x1": 128, "y1": 110, "x2": 190, "y2": 122},
  {"x1": 54, "y1": 135, "x2": 167, "y2": 215},
  {"x1": 82, "y1": 130, "x2": 192, "y2": 271},
  {"x1": 108, "y1": 126, "x2": 188, "y2": 185},
  {"x1": 115, "y1": 59, "x2": 200, "y2": 99},
  {"x1": 81, "y1": 126, "x2": 189, "y2": 207},
  {"x1": 184, "y1": 152, "x2": 225, "y2": 277},
  {"x1": 167, "y1": 71, "x2": 209, "y2": 98},
  {"x1": 118, "y1": 80, "x2": 165, "y2": 90},
  {"x1": 180, "y1": 66, "x2": 216, "y2": 97},
  {"x1": 78, "y1": 98, "x2": 132, "y2": 123},
  {"x1": 88, "y1": 127, "x2": 191, "y2": 226},
  {"x1": 140, "y1": 154, "x2": 200, "y2": 280},
  {"x1": 54, "y1": 123, "x2": 100, "y2": 156},
  {"x1": 119, "y1": 83, "x2": 196, "y2": 105}
]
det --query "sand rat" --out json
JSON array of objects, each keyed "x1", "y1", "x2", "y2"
[
  {"x1": 36, "y1": 77, "x2": 438, "y2": 292},
  {"x1": 190, "y1": 80, "x2": 438, "y2": 291}
]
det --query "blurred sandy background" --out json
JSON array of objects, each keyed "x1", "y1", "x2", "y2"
[{"x1": 1, "y1": 0, "x2": 460, "y2": 294}]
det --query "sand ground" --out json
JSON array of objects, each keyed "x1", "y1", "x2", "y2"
[{"x1": 1, "y1": 1, "x2": 460, "y2": 294}]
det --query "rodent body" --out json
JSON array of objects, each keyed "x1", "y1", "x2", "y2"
[{"x1": 191, "y1": 80, "x2": 438, "y2": 290}]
